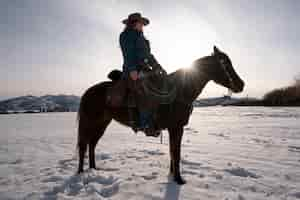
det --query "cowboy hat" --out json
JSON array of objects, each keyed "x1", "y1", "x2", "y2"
[{"x1": 122, "y1": 12, "x2": 150, "y2": 26}]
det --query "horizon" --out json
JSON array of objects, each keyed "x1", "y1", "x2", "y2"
[
  {"x1": 1, "y1": 0, "x2": 300, "y2": 100},
  {"x1": 0, "y1": 92, "x2": 271, "y2": 102}
]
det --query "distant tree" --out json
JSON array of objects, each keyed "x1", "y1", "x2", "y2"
[{"x1": 263, "y1": 74, "x2": 300, "y2": 106}]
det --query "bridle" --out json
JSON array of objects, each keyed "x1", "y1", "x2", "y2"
[{"x1": 215, "y1": 54, "x2": 236, "y2": 91}]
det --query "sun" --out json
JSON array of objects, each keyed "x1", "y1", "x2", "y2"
[{"x1": 147, "y1": 11, "x2": 218, "y2": 72}]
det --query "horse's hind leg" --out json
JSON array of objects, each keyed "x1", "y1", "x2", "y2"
[
  {"x1": 89, "y1": 120, "x2": 111, "y2": 169},
  {"x1": 77, "y1": 121, "x2": 94, "y2": 173},
  {"x1": 78, "y1": 136, "x2": 88, "y2": 173}
]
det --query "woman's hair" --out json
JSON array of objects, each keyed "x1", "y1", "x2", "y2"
[{"x1": 125, "y1": 20, "x2": 138, "y2": 29}]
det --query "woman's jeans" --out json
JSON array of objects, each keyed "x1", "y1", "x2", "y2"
[
  {"x1": 139, "y1": 111, "x2": 152, "y2": 128},
  {"x1": 126, "y1": 75, "x2": 154, "y2": 129}
]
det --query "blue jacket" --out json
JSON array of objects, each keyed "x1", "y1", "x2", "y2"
[{"x1": 119, "y1": 28, "x2": 151, "y2": 77}]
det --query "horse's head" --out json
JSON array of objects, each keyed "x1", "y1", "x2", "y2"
[{"x1": 209, "y1": 46, "x2": 245, "y2": 93}]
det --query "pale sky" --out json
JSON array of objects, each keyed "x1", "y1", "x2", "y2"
[{"x1": 1, "y1": 0, "x2": 299, "y2": 100}]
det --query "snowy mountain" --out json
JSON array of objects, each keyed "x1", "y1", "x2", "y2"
[{"x1": 0, "y1": 95, "x2": 80, "y2": 113}]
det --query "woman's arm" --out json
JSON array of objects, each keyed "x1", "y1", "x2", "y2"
[
  {"x1": 119, "y1": 31, "x2": 138, "y2": 73},
  {"x1": 135, "y1": 35, "x2": 151, "y2": 65},
  {"x1": 135, "y1": 35, "x2": 166, "y2": 74}
]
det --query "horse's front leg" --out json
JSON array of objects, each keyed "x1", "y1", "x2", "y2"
[{"x1": 168, "y1": 126, "x2": 186, "y2": 185}]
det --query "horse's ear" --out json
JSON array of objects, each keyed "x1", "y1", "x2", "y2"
[{"x1": 213, "y1": 45, "x2": 220, "y2": 54}]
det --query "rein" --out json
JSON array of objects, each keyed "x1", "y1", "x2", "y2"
[{"x1": 217, "y1": 56, "x2": 235, "y2": 91}]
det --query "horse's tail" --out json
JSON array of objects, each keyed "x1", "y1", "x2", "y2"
[
  {"x1": 76, "y1": 92, "x2": 88, "y2": 159},
  {"x1": 76, "y1": 100, "x2": 82, "y2": 149},
  {"x1": 76, "y1": 81, "x2": 113, "y2": 172}
]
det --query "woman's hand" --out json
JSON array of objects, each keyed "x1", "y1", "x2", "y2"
[
  {"x1": 130, "y1": 70, "x2": 138, "y2": 81},
  {"x1": 154, "y1": 64, "x2": 167, "y2": 76},
  {"x1": 159, "y1": 68, "x2": 167, "y2": 76}
]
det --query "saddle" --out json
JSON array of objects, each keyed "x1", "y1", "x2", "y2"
[
  {"x1": 106, "y1": 78, "x2": 129, "y2": 108},
  {"x1": 106, "y1": 69, "x2": 176, "y2": 108}
]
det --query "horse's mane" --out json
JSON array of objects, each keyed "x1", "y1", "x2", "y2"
[
  {"x1": 170, "y1": 55, "x2": 212, "y2": 74},
  {"x1": 168, "y1": 55, "x2": 213, "y2": 83}
]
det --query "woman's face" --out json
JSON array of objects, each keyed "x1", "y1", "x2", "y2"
[{"x1": 135, "y1": 21, "x2": 144, "y2": 31}]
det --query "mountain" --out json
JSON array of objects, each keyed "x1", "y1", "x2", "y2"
[{"x1": 0, "y1": 95, "x2": 80, "y2": 114}]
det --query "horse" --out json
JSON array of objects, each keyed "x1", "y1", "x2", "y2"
[{"x1": 76, "y1": 46, "x2": 245, "y2": 185}]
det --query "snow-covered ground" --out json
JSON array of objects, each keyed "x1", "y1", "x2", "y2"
[{"x1": 0, "y1": 107, "x2": 300, "y2": 200}]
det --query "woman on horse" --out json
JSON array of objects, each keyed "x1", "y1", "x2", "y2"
[{"x1": 119, "y1": 12, "x2": 166, "y2": 136}]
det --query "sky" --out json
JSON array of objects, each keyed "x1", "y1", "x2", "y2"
[{"x1": 1, "y1": 0, "x2": 300, "y2": 100}]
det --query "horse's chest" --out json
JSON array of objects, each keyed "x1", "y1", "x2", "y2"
[{"x1": 158, "y1": 103, "x2": 193, "y2": 128}]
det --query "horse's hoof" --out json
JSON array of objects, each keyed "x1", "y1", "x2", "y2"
[
  {"x1": 77, "y1": 169, "x2": 84, "y2": 174},
  {"x1": 174, "y1": 176, "x2": 186, "y2": 185},
  {"x1": 90, "y1": 167, "x2": 100, "y2": 171}
]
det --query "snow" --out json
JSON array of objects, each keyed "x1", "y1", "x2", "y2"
[{"x1": 0, "y1": 107, "x2": 300, "y2": 199}]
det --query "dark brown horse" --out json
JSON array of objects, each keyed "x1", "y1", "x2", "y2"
[{"x1": 76, "y1": 46, "x2": 245, "y2": 185}]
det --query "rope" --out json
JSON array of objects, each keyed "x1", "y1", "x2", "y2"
[{"x1": 141, "y1": 74, "x2": 177, "y2": 104}]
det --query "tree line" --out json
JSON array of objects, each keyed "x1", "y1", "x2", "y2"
[{"x1": 263, "y1": 75, "x2": 300, "y2": 106}]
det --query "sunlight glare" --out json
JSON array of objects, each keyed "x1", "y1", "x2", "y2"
[{"x1": 148, "y1": 9, "x2": 218, "y2": 72}]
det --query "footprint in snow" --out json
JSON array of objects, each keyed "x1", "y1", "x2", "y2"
[
  {"x1": 140, "y1": 149, "x2": 165, "y2": 156},
  {"x1": 84, "y1": 173, "x2": 118, "y2": 185},
  {"x1": 126, "y1": 154, "x2": 145, "y2": 160},
  {"x1": 238, "y1": 194, "x2": 246, "y2": 200},
  {"x1": 288, "y1": 145, "x2": 300, "y2": 153},
  {"x1": 181, "y1": 159, "x2": 202, "y2": 168},
  {"x1": 209, "y1": 132, "x2": 230, "y2": 139},
  {"x1": 182, "y1": 169, "x2": 199, "y2": 176},
  {"x1": 96, "y1": 167, "x2": 120, "y2": 172},
  {"x1": 43, "y1": 174, "x2": 83, "y2": 198},
  {"x1": 43, "y1": 172, "x2": 119, "y2": 199},
  {"x1": 98, "y1": 182, "x2": 120, "y2": 198},
  {"x1": 133, "y1": 172, "x2": 158, "y2": 180},
  {"x1": 58, "y1": 158, "x2": 76, "y2": 167},
  {"x1": 251, "y1": 138, "x2": 270, "y2": 144},
  {"x1": 290, "y1": 192, "x2": 300, "y2": 199},
  {"x1": 9, "y1": 158, "x2": 23, "y2": 165},
  {"x1": 141, "y1": 172, "x2": 159, "y2": 180},
  {"x1": 95, "y1": 153, "x2": 112, "y2": 160},
  {"x1": 225, "y1": 167, "x2": 260, "y2": 179},
  {"x1": 42, "y1": 175, "x2": 65, "y2": 183}
]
